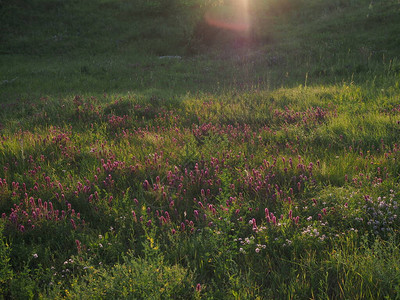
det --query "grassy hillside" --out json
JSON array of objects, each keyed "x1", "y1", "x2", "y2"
[
  {"x1": 1, "y1": 0, "x2": 400, "y2": 298},
  {"x1": 1, "y1": 0, "x2": 399, "y2": 100}
]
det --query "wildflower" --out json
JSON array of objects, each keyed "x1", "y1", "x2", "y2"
[
  {"x1": 196, "y1": 283, "x2": 202, "y2": 292},
  {"x1": 70, "y1": 219, "x2": 77, "y2": 230},
  {"x1": 33, "y1": 253, "x2": 38, "y2": 258},
  {"x1": 143, "y1": 180, "x2": 149, "y2": 190},
  {"x1": 251, "y1": 218, "x2": 258, "y2": 231},
  {"x1": 132, "y1": 210, "x2": 137, "y2": 222},
  {"x1": 75, "y1": 240, "x2": 82, "y2": 252}
]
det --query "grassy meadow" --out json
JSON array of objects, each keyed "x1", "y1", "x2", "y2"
[{"x1": 1, "y1": 0, "x2": 400, "y2": 298}]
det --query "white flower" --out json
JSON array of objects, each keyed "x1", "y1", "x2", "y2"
[{"x1": 33, "y1": 253, "x2": 38, "y2": 259}]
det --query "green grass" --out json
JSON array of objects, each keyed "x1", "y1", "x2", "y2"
[{"x1": 1, "y1": 0, "x2": 400, "y2": 298}]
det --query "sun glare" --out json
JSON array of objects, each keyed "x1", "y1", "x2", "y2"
[{"x1": 205, "y1": 0, "x2": 251, "y2": 33}]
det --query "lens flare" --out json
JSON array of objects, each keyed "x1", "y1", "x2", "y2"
[{"x1": 205, "y1": 0, "x2": 250, "y2": 33}]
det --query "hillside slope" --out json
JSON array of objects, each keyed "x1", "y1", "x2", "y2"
[{"x1": 1, "y1": 0, "x2": 399, "y2": 100}]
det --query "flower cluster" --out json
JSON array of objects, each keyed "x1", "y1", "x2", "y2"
[
  {"x1": 2, "y1": 196, "x2": 84, "y2": 233},
  {"x1": 363, "y1": 192, "x2": 399, "y2": 237}
]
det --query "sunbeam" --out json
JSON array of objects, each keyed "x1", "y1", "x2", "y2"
[{"x1": 205, "y1": 0, "x2": 251, "y2": 33}]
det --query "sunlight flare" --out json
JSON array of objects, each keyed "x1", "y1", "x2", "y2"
[{"x1": 205, "y1": 0, "x2": 251, "y2": 33}]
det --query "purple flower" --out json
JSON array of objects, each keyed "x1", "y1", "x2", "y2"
[
  {"x1": 75, "y1": 240, "x2": 82, "y2": 252},
  {"x1": 196, "y1": 283, "x2": 202, "y2": 292}
]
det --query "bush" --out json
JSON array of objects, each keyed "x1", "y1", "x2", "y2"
[{"x1": 55, "y1": 253, "x2": 194, "y2": 299}]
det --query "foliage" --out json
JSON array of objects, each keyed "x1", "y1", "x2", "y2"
[
  {"x1": 50, "y1": 253, "x2": 194, "y2": 299},
  {"x1": 0, "y1": 222, "x2": 13, "y2": 296}
]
